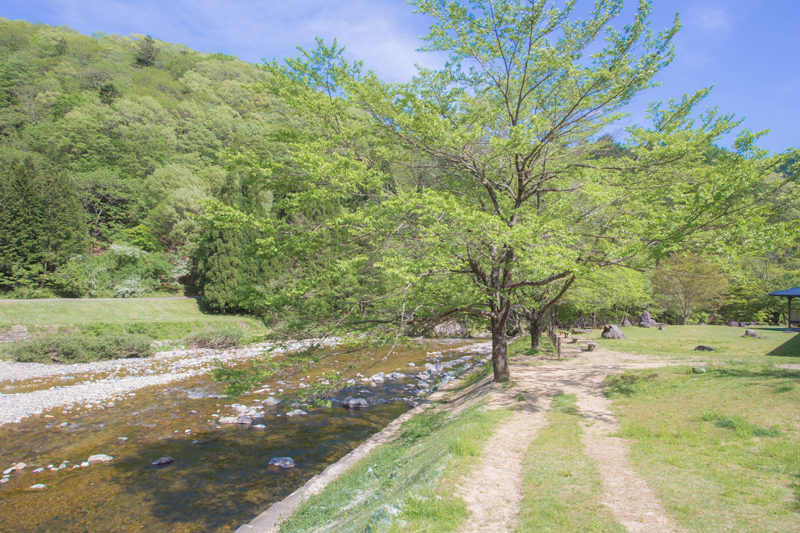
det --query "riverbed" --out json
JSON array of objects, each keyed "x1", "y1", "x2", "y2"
[{"x1": 0, "y1": 339, "x2": 489, "y2": 532}]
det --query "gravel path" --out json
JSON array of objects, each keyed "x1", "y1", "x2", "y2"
[{"x1": 0, "y1": 339, "x2": 334, "y2": 426}]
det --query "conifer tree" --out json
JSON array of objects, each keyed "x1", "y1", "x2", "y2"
[{"x1": 134, "y1": 35, "x2": 159, "y2": 67}]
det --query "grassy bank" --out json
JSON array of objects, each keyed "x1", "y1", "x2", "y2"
[
  {"x1": 0, "y1": 298, "x2": 268, "y2": 363},
  {"x1": 607, "y1": 366, "x2": 800, "y2": 532},
  {"x1": 519, "y1": 394, "x2": 625, "y2": 532},
  {"x1": 279, "y1": 403, "x2": 509, "y2": 533}
]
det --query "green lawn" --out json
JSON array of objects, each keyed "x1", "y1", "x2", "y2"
[
  {"x1": 0, "y1": 297, "x2": 267, "y2": 341},
  {"x1": 607, "y1": 366, "x2": 800, "y2": 532},
  {"x1": 588, "y1": 325, "x2": 800, "y2": 365},
  {"x1": 595, "y1": 325, "x2": 800, "y2": 532}
]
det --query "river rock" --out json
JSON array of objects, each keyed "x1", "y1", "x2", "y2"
[
  {"x1": 262, "y1": 396, "x2": 281, "y2": 406},
  {"x1": 252, "y1": 424, "x2": 266, "y2": 429},
  {"x1": 268, "y1": 457, "x2": 295, "y2": 469},
  {"x1": 408, "y1": 362, "x2": 416, "y2": 367},
  {"x1": 28, "y1": 484, "x2": 47, "y2": 490},
  {"x1": 389, "y1": 372, "x2": 406, "y2": 380},
  {"x1": 285, "y1": 409, "x2": 307, "y2": 417},
  {"x1": 218, "y1": 416, "x2": 238, "y2": 425},
  {"x1": 3, "y1": 462, "x2": 26, "y2": 475},
  {"x1": 343, "y1": 397, "x2": 369, "y2": 409},
  {"x1": 639, "y1": 311, "x2": 657, "y2": 328},
  {"x1": 601, "y1": 325, "x2": 625, "y2": 339},
  {"x1": 432, "y1": 320, "x2": 471, "y2": 338},
  {"x1": 87, "y1": 454, "x2": 113, "y2": 463},
  {"x1": 0, "y1": 477, "x2": 8, "y2": 484},
  {"x1": 235, "y1": 415, "x2": 252, "y2": 425},
  {"x1": 151, "y1": 456, "x2": 174, "y2": 466},
  {"x1": 694, "y1": 345, "x2": 715, "y2": 351},
  {"x1": 743, "y1": 329, "x2": 761, "y2": 338}
]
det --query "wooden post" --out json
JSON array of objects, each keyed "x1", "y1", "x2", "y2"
[{"x1": 788, "y1": 296, "x2": 793, "y2": 329}]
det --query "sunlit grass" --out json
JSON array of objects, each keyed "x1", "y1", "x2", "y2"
[
  {"x1": 608, "y1": 366, "x2": 800, "y2": 532},
  {"x1": 280, "y1": 404, "x2": 509, "y2": 533}
]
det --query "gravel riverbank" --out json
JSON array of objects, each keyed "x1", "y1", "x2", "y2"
[{"x1": 0, "y1": 339, "x2": 335, "y2": 426}]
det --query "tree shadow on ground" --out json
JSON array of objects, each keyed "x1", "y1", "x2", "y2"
[{"x1": 764, "y1": 330, "x2": 800, "y2": 357}]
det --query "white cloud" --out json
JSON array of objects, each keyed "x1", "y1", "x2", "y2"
[
  {"x1": 36, "y1": 0, "x2": 440, "y2": 81},
  {"x1": 687, "y1": 5, "x2": 732, "y2": 32}
]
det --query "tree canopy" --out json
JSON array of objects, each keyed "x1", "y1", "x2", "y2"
[{"x1": 253, "y1": 0, "x2": 794, "y2": 381}]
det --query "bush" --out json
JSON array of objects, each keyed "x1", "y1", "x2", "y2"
[
  {"x1": 183, "y1": 325, "x2": 244, "y2": 349},
  {"x1": 1, "y1": 332, "x2": 154, "y2": 363}
]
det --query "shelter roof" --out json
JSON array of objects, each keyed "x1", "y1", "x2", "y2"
[{"x1": 769, "y1": 287, "x2": 800, "y2": 297}]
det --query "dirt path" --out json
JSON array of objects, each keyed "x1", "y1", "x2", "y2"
[
  {"x1": 456, "y1": 399, "x2": 550, "y2": 533},
  {"x1": 454, "y1": 344, "x2": 693, "y2": 533}
]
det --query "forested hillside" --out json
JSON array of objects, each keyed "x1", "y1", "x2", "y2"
[{"x1": 0, "y1": 18, "x2": 293, "y2": 302}]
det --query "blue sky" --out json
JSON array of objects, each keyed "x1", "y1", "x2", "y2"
[{"x1": 1, "y1": 0, "x2": 797, "y2": 153}]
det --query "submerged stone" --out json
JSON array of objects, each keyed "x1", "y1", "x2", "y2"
[
  {"x1": 343, "y1": 397, "x2": 369, "y2": 409},
  {"x1": 285, "y1": 409, "x2": 307, "y2": 417},
  {"x1": 86, "y1": 454, "x2": 113, "y2": 463},
  {"x1": 268, "y1": 457, "x2": 295, "y2": 469},
  {"x1": 151, "y1": 456, "x2": 174, "y2": 466}
]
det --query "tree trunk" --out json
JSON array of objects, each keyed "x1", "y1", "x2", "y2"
[
  {"x1": 530, "y1": 314, "x2": 542, "y2": 350},
  {"x1": 490, "y1": 311, "x2": 510, "y2": 382}
]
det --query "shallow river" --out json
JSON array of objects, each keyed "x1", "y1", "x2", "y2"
[{"x1": 0, "y1": 339, "x2": 487, "y2": 532}]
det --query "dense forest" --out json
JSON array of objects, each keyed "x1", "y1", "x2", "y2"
[{"x1": 0, "y1": 16, "x2": 798, "y2": 339}]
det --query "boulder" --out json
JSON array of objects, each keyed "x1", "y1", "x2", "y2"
[
  {"x1": 621, "y1": 318, "x2": 632, "y2": 327},
  {"x1": 727, "y1": 321, "x2": 740, "y2": 327},
  {"x1": 601, "y1": 324, "x2": 625, "y2": 339},
  {"x1": 658, "y1": 325, "x2": 666, "y2": 331},
  {"x1": 693, "y1": 345, "x2": 714, "y2": 351},
  {"x1": 432, "y1": 320, "x2": 471, "y2": 338},
  {"x1": 268, "y1": 457, "x2": 295, "y2": 469},
  {"x1": 743, "y1": 329, "x2": 761, "y2": 339},
  {"x1": 342, "y1": 397, "x2": 369, "y2": 409},
  {"x1": 638, "y1": 311, "x2": 657, "y2": 328}
]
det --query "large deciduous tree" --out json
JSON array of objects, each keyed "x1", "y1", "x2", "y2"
[{"x1": 257, "y1": 0, "x2": 790, "y2": 381}]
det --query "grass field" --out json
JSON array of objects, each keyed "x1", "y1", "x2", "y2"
[
  {"x1": 0, "y1": 298, "x2": 267, "y2": 341},
  {"x1": 595, "y1": 325, "x2": 800, "y2": 532},
  {"x1": 587, "y1": 324, "x2": 800, "y2": 364}
]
